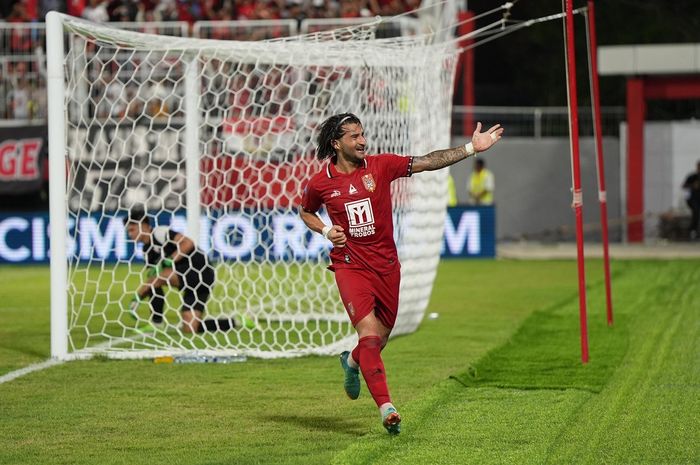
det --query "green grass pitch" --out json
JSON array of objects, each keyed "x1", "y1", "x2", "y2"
[{"x1": 0, "y1": 259, "x2": 698, "y2": 464}]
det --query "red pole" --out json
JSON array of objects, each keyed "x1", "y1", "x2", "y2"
[
  {"x1": 564, "y1": 0, "x2": 589, "y2": 363},
  {"x1": 586, "y1": 0, "x2": 614, "y2": 326},
  {"x1": 457, "y1": 10, "x2": 475, "y2": 135}
]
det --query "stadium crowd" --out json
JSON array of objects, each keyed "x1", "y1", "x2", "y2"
[
  {"x1": 1, "y1": 0, "x2": 420, "y2": 23},
  {"x1": 0, "y1": 0, "x2": 420, "y2": 120}
]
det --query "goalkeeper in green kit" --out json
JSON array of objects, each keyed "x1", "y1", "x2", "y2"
[{"x1": 124, "y1": 208, "x2": 251, "y2": 334}]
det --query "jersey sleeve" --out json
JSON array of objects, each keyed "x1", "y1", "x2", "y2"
[
  {"x1": 300, "y1": 179, "x2": 323, "y2": 213},
  {"x1": 379, "y1": 154, "x2": 413, "y2": 181}
]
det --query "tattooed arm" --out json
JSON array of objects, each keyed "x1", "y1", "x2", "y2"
[{"x1": 412, "y1": 123, "x2": 504, "y2": 174}]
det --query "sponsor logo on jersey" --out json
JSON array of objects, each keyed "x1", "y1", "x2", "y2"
[
  {"x1": 330, "y1": 189, "x2": 341, "y2": 198},
  {"x1": 345, "y1": 198, "x2": 376, "y2": 238},
  {"x1": 349, "y1": 184, "x2": 358, "y2": 195},
  {"x1": 362, "y1": 174, "x2": 376, "y2": 192}
]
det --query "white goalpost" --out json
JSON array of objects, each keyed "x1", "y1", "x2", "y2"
[{"x1": 46, "y1": 11, "x2": 460, "y2": 360}]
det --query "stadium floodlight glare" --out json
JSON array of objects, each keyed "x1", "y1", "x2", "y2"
[{"x1": 46, "y1": 11, "x2": 460, "y2": 360}]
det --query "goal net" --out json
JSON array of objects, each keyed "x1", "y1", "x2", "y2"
[{"x1": 47, "y1": 12, "x2": 459, "y2": 360}]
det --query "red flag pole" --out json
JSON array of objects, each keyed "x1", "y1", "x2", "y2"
[
  {"x1": 563, "y1": 0, "x2": 589, "y2": 363},
  {"x1": 585, "y1": 0, "x2": 614, "y2": 326}
]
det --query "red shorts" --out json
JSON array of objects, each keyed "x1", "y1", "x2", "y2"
[{"x1": 334, "y1": 267, "x2": 401, "y2": 329}]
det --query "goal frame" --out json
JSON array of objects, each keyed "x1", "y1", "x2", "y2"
[
  {"x1": 46, "y1": 11, "x2": 457, "y2": 361},
  {"x1": 47, "y1": 13, "x2": 208, "y2": 360},
  {"x1": 47, "y1": 11, "x2": 67, "y2": 359}
]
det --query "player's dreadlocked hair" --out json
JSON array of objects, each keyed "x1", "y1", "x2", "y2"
[{"x1": 315, "y1": 113, "x2": 362, "y2": 160}]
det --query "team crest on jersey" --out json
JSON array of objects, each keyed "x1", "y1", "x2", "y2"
[
  {"x1": 349, "y1": 184, "x2": 358, "y2": 194},
  {"x1": 362, "y1": 174, "x2": 376, "y2": 192}
]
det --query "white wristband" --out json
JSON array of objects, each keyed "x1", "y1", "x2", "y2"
[
  {"x1": 464, "y1": 142, "x2": 476, "y2": 157},
  {"x1": 321, "y1": 225, "x2": 332, "y2": 239}
]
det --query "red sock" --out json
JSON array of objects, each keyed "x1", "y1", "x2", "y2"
[{"x1": 357, "y1": 336, "x2": 391, "y2": 407}]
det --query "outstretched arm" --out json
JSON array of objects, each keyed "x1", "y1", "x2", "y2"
[{"x1": 412, "y1": 123, "x2": 504, "y2": 174}]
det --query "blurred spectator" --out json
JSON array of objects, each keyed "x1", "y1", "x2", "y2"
[
  {"x1": 0, "y1": 0, "x2": 419, "y2": 123},
  {"x1": 308, "y1": 0, "x2": 332, "y2": 19},
  {"x1": 468, "y1": 158, "x2": 494, "y2": 206},
  {"x1": 134, "y1": 2, "x2": 152, "y2": 21},
  {"x1": 447, "y1": 173, "x2": 457, "y2": 207},
  {"x1": 95, "y1": 70, "x2": 127, "y2": 118},
  {"x1": 175, "y1": 0, "x2": 203, "y2": 23},
  {"x1": 67, "y1": 0, "x2": 86, "y2": 16},
  {"x1": 109, "y1": 0, "x2": 140, "y2": 21},
  {"x1": 6, "y1": 1, "x2": 33, "y2": 23},
  {"x1": 0, "y1": 70, "x2": 11, "y2": 118},
  {"x1": 339, "y1": 0, "x2": 362, "y2": 18},
  {"x1": 3, "y1": 0, "x2": 416, "y2": 21},
  {"x1": 256, "y1": 1, "x2": 280, "y2": 20},
  {"x1": 234, "y1": 0, "x2": 256, "y2": 20},
  {"x1": 31, "y1": 78, "x2": 47, "y2": 119},
  {"x1": 40, "y1": 0, "x2": 66, "y2": 18},
  {"x1": 7, "y1": 6, "x2": 35, "y2": 55},
  {"x1": 7, "y1": 78, "x2": 33, "y2": 119},
  {"x1": 82, "y1": 0, "x2": 109, "y2": 21},
  {"x1": 0, "y1": 2, "x2": 13, "y2": 19},
  {"x1": 404, "y1": 0, "x2": 419, "y2": 15},
  {"x1": 153, "y1": 0, "x2": 179, "y2": 21},
  {"x1": 282, "y1": 0, "x2": 306, "y2": 24},
  {"x1": 369, "y1": 0, "x2": 405, "y2": 16}
]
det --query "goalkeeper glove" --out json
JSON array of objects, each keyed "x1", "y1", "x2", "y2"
[
  {"x1": 127, "y1": 294, "x2": 141, "y2": 321},
  {"x1": 145, "y1": 259, "x2": 173, "y2": 279}
]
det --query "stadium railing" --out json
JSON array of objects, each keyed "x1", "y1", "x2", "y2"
[
  {"x1": 193, "y1": 19, "x2": 297, "y2": 40},
  {"x1": 0, "y1": 22, "x2": 47, "y2": 119},
  {"x1": 0, "y1": 17, "x2": 624, "y2": 136},
  {"x1": 107, "y1": 21, "x2": 189, "y2": 36},
  {"x1": 299, "y1": 16, "x2": 420, "y2": 38},
  {"x1": 453, "y1": 105, "x2": 626, "y2": 138}
]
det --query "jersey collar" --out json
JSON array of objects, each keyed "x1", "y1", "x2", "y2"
[{"x1": 326, "y1": 157, "x2": 367, "y2": 178}]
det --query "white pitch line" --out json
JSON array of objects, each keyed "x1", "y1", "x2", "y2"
[
  {"x1": 0, "y1": 331, "x2": 149, "y2": 385},
  {"x1": 0, "y1": 358, "x2": 64, "y2": 385}
]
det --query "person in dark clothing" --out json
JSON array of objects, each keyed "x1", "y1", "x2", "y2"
[
  {"x1": 682, "y1": 161, "x2": 700, "y2": 239},
  {"x1": 124, "y1": 208, "x2": 250, "y2": 333}
]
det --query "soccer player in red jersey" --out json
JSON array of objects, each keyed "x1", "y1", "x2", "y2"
[{"x1": 299, "y1": 113, "x2": 503, "y2": 434}]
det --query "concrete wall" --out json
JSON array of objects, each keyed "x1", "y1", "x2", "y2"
[
  {"x1": 448, "y1": 137, "x2": 622, "y2": 242},
  {"x1": 620, "y1": 120, "x2": 700, "y2": 239}
]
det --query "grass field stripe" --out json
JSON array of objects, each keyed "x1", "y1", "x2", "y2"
[
  {"x1": 0, "y1": 332, "x2": 146, "y2": 383},
  {"x1": 574, "y1": 263, "x2": 696, "y2": 453},
  {"x1": 0, "y1": 330, "x2": 157, "y2": 383},
  {"x1": 0, "y1": 358, "x2": 64, "y2": 385}
]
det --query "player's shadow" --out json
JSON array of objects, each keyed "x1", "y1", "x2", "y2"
[{"x1": 263, "y1": 414, "x2": 367, "y2": 437}]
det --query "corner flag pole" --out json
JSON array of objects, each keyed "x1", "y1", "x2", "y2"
[
  {"x1": 563, "y1": 0, "x2": 589, "y2": 363},
  {"x1": 585, "y1": 0, "x2": 614, "y2": 326}
]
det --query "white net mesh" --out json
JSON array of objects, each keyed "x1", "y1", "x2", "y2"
[{"x1": 53, "y1": 13, "x2": 458, "y2": 359}]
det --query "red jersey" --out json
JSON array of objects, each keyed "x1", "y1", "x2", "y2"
[{"x1": 301, "y1": 154, "x2": 413, "y2": 273}]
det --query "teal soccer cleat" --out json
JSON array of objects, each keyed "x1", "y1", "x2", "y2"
[
  {"x1": 382, "y1": 407, "x2": 401, "y2": 435},
  {"x1": 339, "y1": 351, "x2": 361, "y2": 400}
]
